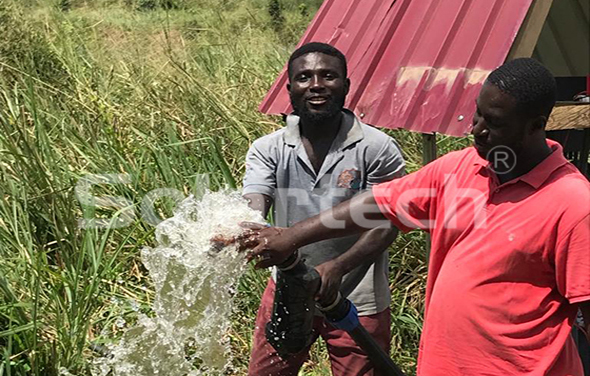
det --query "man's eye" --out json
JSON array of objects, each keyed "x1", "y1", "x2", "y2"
[
  {"x1": 296, "y1": 75, "x2": 309, "y2": 82},
  {"x1": 471, "y1": 112, "x2": 480, "y2": 125},
  {"x1": 485, "y1": 117, "x2": 502, "y2": 127}
]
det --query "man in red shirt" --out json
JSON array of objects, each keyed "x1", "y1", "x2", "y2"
[{"x1": 243, "y1": 58, "x2": 590, "y2": 375}]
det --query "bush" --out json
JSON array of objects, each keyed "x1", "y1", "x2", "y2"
[
  {"x1": 299, "y1": 3, "x2": 308, "y2": 17},
  {"x1": 136, "y1": 0, "x2": 180, "y2": 10},
  {"x1": 0, "y1": 4, "x2": 69, "y2": 86},
  {"x1": 57, "y1": 0, "x2": 71, "y2": 11},
  {"x1": 268, "y1": 0, "x2": 284, "y2": 32}
]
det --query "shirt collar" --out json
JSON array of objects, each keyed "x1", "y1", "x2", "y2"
[
  {"x1": 519, "y1": 140, "x2": 569, "y2": 189},
  {"x1": 472, "y1": 139, "x2": 569, "y2": 189},
  {"x1": 283, "y1": 109, "x2": 364, "y2": 150}
]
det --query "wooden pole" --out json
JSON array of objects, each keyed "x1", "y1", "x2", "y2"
[
  {"x1": 506, "y1": 0, "x2": 554, "y2": 60},
  {"x1": 580, "y1": 128, "x2": 590, "y2": 178},
  {"x1": 421, "y1": 133, "x2": 437, "y2": 265}
]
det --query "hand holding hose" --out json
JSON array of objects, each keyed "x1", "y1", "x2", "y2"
[{"x1": 314, "y1": 260, "x2": 344, "y2": 307}]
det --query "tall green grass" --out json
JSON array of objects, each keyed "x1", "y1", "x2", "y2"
[{"x1": 0, "y1": 0, "x2": 471, "y2": 375}]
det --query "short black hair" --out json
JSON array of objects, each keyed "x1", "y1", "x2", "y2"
[
  {"x1": 287, "y1": 42, "x2": 348, "y2": 80},
  {"x1": 486, "y1": 58, "x2": 556, "y2": 119}
]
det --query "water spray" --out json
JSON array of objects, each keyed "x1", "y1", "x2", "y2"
[{"x1": 92, "y1": 192, "x2": 265, "y2": 376}]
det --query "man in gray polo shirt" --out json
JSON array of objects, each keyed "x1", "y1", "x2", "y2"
[{"x1": 243, "y1": 43, "x2": 405, "y2": 376}]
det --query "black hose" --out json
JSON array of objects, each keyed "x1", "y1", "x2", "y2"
[
  {"x1": 266, "y1": 252, "x2": 407, "y2": 375},
  {"x1": 349, "y1": 324, "x2": 406, "y2": 376},
  {"x1": 322, "y1": 297, "x2": 406, "y2": 376}
]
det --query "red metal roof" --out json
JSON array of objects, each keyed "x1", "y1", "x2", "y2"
[{"x1": 259, "y1": 0, "x2": 534, "y2": 136}]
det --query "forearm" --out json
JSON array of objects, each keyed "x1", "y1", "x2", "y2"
[
  {"x1": 288, "y1": 190, "x2": 390, "y2": 250},
  {"x1": 244, "y1": 193, "x2": 273, "y2": 219},
  {"x1": 331, "y1": 225, "x2": 398, "y2": 275}
]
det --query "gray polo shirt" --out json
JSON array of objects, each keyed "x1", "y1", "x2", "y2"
[{"x1": 243, "y1": 109, "x2": 405, "y2": 315}]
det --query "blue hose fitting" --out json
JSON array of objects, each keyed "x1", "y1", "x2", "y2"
[{"x1": 320, "y1": 293, "x2": 360, "y2": 332}]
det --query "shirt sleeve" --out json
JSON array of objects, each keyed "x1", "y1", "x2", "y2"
[
  {"x1": 372, "y1": 157, "x2": 442, "y2": 233},
  {"x1": 366, "y1": 137, "x2": 406, "y2": 187},
  {"x1": 555, "y1": 214, "x2": 590, "y2": 304},
  {"x1": 242, "y1": 139, "x2": 277, "y2": 198}
]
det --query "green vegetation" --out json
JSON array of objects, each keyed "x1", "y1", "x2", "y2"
[{"x1": 0, "y1": 0, "x2": 471, "y2": 375}]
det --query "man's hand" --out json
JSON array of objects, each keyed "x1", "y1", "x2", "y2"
[
  {"x1": 210, "y1": 222, "x2": 265, "y2": 253},
  {"x1": 243, "y1": 224, "x2": 299, "y2": 269},
  {"x1": 210, "y1": 222, "x2": 298, "y2": 268},
  {"x1": 314, "y1": 260, "x2": 344, "y2": 307}
]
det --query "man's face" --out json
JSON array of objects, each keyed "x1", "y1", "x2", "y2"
[
  {"x1": 288, "y1": 52, "x2": 349, "y2": 124},
  {"x1": 471, "y1": 82, "x2": 530, "y2": 164}
]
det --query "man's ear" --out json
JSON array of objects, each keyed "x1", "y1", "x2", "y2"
[
  {"x1": 344, "y1": 78, "x2": 350, "y2": 96},
  {"x1": 529, "y1": 115, "x2": 547, "y2": 133},
  {"x1": 286, "y1": 82, "x2": 291, "y2": 92}
]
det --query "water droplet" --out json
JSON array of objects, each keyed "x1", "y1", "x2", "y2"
[{"x1": 129, "y1": 300, "x2": 140, "y2": 312}]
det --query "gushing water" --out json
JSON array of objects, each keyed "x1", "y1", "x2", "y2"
[{"x1": 93, "y1": 191, "x2": 264, "y2": 376}]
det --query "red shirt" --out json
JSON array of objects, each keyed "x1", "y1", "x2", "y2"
[{"x1": 373, "y1": 140, "x2": 590, "y2": 376}]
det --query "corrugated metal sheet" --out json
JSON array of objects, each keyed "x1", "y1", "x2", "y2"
[
  {"x1": 533, "y1": 0, "x2": 589, "y2": 77},
  {"x1": 259, "y1": 0, "x2": 534, "y2": 136}
]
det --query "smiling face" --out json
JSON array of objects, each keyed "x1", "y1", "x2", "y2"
[
  {"x1": 472, "y1": 82, "x2": 531, "y2": 162},
  {"x1": 287, "y1": 52, "x2": 350, "y2": 124}
]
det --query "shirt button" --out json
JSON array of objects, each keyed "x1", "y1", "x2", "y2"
[{"x1": 495, "y1": 189, "x2": 500, "y2": 193}]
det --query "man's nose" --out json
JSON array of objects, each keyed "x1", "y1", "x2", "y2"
[
  {"x1": 309, "y1": 76, "x2": 325, "y2": 91},
  {"x1": 471, "y1": 119, "x2": 488, "y2": 137}
]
